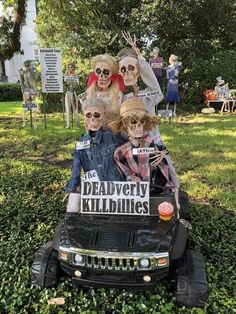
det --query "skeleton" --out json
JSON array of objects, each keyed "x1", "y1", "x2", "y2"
[
  {"x1": 214, "y1": 77, "x2": 231, "y2": 113},
  {"x1": 116, "y1": 32, "x2": 180, "y2": 207},
  {"x1": 112, "y1": 98, "x2": 180, "y2": 209},
  {"x1": 126, "y1": 115, "x2": 167, "y2": 170},
  {"x1": 64, "y1": 61, "x2": 80, "y2": 128},
  {"x1": 119, "y1": 57, "x2": 139, "y2": 89},
  {"x1": 94, "y1": 61, "x2": 112, "y2": 90},
  {"x1": 65, "y1": 98, "x2": 125, "y2": 194},
  {"x1": 86, "y1": 54, "x2": 124, "y2": 116},
  {"x1": 19, "y1": 60, "x2": 38, "y2": 128},
  {"x1": 83, "y1": 105, "x2": 105, "y2": 132},
  {"x1": 118, "y1": 32, "x2": 141, "y2": 94},
  {"x1": 112, "y1": 98, "x2": 172, "y2": 188}
]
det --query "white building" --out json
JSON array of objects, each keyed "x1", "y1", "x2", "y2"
[{"x1": 3, "y1": 0, "x2": 39, "y2": 83}]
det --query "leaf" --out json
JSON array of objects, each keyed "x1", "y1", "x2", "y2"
[{"x1": 48, "y1": 297, "x2": 65, "y2": 305}]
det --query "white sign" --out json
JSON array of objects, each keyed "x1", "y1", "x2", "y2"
[
  {"x1": 40, "y1": 48, "x2": 63, "y2": 93},
  {"x1": 81, "y1": 170, "x2": 99, "y2": 182},
  {"x1": 75, "y1": 140, "x2": 91, "y2": 150},
  {"x1": 157, "y1": 109, "x2": 173, "y2": 118},
  {"x1": 151, "y1": 62, "x2": 163, "y2": 69},
  {"x1": 133, "y1": 147, "x2": 155, "y2": 155},
  {"x1": 81, "y1": 181, "x2": 149, "y2": 215},
  {"x1": 64, "y1": 75, "x2": 79, "y2": 83}
]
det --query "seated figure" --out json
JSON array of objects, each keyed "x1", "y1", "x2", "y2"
[
  {"x1": 215, "y1": 76, "x2": 231, "y2": 113},
  {"x1": 66, "y1": 98, "x2": 125, "y2": 193},
  {"x1": 110, "y1": 98, "x2": 174, "y2": 194}
]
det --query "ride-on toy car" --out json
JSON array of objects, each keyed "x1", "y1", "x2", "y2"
[{"x1": 31, "y1": 181, "x2": 208, "y2": 308}]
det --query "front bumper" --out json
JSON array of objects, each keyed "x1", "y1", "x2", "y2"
[
  {"x1": 60, "y1": 261, "x2": 169, "y2": 289},
  {"x1": 59, "y1": 247, "x2": 169, "y2": 289}
]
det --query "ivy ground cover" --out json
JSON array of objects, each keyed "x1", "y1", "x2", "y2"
[{"x1": 0, "y1": 103, "x2": 235, "y2": 313}]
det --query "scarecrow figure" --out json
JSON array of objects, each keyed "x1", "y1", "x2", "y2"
[
  {"x1": 165, "y1": 54, "x2": 182, "y2": 117},
  {"x1": 110, "y1": 98, "x2": 179, "y2": 207},
  {"x1": 149, "y1": 47, "x2": 164, "y2": 93},
  {"x1": 19, "y1": 60, "x2": 38, "y2": 127},
  {"x1": 214, "y1": 76, "x2": 231, "y2": 113},
  {"x1": 86, "y1": 54, "x2": 125, "y2": 116},
  {"x1": 66, "y1": 98, "x2": 125, "y2": 193},
  {"x1": 64, "y1": 61, "x2": 80, "y2": 128}
]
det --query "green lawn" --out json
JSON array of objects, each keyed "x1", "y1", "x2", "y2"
[
  {"x1": 0, "y1": 101, "x2": 23, "y2": 114},
  {"x1": 0, "y1": 102, "x2": 235, "y2": 313}
]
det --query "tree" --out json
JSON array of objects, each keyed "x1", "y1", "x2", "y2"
[
  {"x1": 35, "y1": 0, "x2": 236, "y2": 106},
  {"x1": 0, "y1": 0, "x2": 27, "y2": 61},
  {"x1": 36, "y1": 0, "x2": 142, "y2": 58},
  {"x1": 131, "y1": 0, "x2": 236, "y2": 59}
]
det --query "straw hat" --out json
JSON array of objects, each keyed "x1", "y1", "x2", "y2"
[
  {"x1": 109, "y1": 98, "x2": 159, "y2": 133},
  {"x1": 120, "y1": 98, "x2": 147, "y2": 118}
]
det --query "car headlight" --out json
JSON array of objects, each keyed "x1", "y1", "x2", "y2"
[
  {"x1": 139, "y1": 258, "x2": 150, "y2": 269},
  {"x1": 74, "y1": 254, "x2": 84, "y2": 265}
]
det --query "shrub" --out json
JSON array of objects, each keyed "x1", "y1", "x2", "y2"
[
  {"x1": 0, "y1": 83, "x2": 22, "y2": 101},
  {"x1": 38, "y1": 93, "x2": 63, "y2": 113},
  {"x1": 180, "y1": 50, "x2": 236, "y2": 112}
]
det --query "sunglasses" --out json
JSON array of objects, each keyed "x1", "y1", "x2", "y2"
[
  {"x1": 95, "y1": 68, "x2": 110, "y2": 77},
  {"x1": 120, "y1": 64, "x2": 136, "y2": 74},
  {"x1": 85, "y1": 112, "x2": 101, "y2": 119}
]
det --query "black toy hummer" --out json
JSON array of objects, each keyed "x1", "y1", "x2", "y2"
[{"x1": 31, "y1": 182, "x2": 208, "y2": 308}]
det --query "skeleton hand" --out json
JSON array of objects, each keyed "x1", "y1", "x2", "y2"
[
  {"x1": 149, "y1": 150, "x2": 167, "y2": 168},
  {"x1": 174, "y1": 188, "x2": 180, "y2": 211},
  {"x1": 121, "y1": 31, "x2": 141, "y2": 56},
  {"x1": 127, "y1": 174, "x2": 142, "y2": 182}
]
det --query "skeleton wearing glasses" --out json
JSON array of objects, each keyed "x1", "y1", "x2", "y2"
[
  {"x1": 111, "y1": 98, "x2": 174, "y2": 194},
  {"x1": 65, "y1": 98, "x2": 125, "y2": 193},
  {"x1": 86, "y1": 54, "x2": 125, "y2": 116}
]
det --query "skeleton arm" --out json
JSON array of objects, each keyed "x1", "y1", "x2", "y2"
[
  {"x1": 121, "y1": 31, "x2": 141, "y2": 56},
  {"x1": 65, "y1": 149, "x2": 82, "y2": 193}
]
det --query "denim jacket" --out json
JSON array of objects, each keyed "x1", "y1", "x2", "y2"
[{"x1": 65, "y1": 128, "x2": 125, "y2": 192}]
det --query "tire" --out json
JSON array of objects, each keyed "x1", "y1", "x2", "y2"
[
  {"x1": 179, "y1": 191, "x2": 190, "y2": 220},
  {"x1": 31, "y1": 242, "x2": 61, "y2": 288},
  {"x1": 174, "y1": 249, "x2": 209, "y2": 307}
]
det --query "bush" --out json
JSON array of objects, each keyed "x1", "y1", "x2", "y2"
[
  {"x1": 0, "y1": 83, "x2": 22, "y2": 101},
  {"x1": 180, "y1": 50, "x2": 236, "y2": 112},
  {"x1": 38, "y1": 93, "x2": 63, "y2": 113}
]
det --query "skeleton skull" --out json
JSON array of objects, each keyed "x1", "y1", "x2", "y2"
[
  {"x1": 126, "y1": 116, "x2": 146, "y2": 139},
  {"x1": 119, "y1": 56, "x2": 139, "y2": 86},
  {"x1": 95, "y1": 61, "x2": 112, "y2": 90},
  {"x1": 83, "y1": 106, "x2": 105, "y2": 131},
  {"x1": 66, "y1": 62, "x2": 76, "y2": 75}
]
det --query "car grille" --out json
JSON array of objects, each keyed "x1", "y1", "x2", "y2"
[
  {"x1": 59, "y1": 246, "x2": 169, "y2": 271},
  {"x1": 84, "y1": 255, "x2": 139, "y2": 270}
]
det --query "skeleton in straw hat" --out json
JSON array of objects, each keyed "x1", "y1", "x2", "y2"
[{"x1": 110, "y1": 98, "x2": 180, "y2": 208}]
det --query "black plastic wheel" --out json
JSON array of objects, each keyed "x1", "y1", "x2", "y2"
[
  {"x1": 179, "y1": 191, "x2": 190, "y2": 220},
  {"x1": 31, "y1": 242, "x2": 61, "y2": 288},
  {"x1": 174, "y1": 249, "x2": 209, "y2": 307}
]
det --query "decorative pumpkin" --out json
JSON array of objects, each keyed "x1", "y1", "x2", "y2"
[{"x1": 204, "y1": 89, "x2": 217, "y2": 103}]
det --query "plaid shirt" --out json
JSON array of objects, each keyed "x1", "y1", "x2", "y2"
[{"x1": 114, "y1": 135, "x2": 173, "y2": 187}]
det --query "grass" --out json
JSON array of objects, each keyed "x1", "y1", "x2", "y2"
[
  {"x1": 0, "y1": 101, "x2": 24, "y2": 114},
  {"x1": 0, "y1": 102, "x2": 235, "y2": 313}
]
